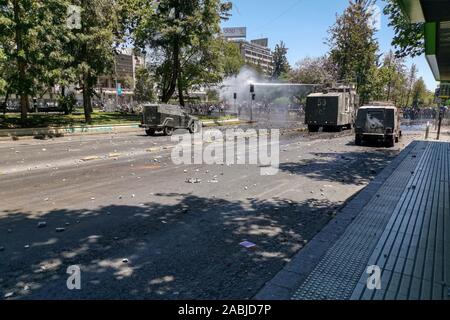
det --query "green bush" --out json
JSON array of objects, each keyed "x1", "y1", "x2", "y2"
[{"x1": 59, "y1": 93, "x2": 77, "y2": 115}]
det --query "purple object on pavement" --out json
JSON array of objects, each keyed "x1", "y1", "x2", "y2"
[{"x1": 240, "y1": 241, "x2": 256, "y2": 248}]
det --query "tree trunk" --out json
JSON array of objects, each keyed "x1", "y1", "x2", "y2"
[
  {"x1": 161, "y1": 4, "x2": 181, "y2": 103},
  {"x1": 2, "y1": 91, "x2": 10, "y2": 115},
  {"x1": 161, "y1": 41, "x2": 180, "y2": 103},
  {"x1": 13, "y1": 0, "x2": 28, "y2": 123},
  {"x1": 82, "y1": 76, "x2": 92, "y2": 124},
  {"x1": 178, "y1": 73, "x2": 185, "y2": 107}
]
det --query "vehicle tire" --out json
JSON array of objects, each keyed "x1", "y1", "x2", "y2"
[
  {"x1": 146, "y1": 129, "x2": 156, "y2": 136},
  {"x1": 308, "y1": 125, "x2": 319, "y2": 132},
  {"x1": 395, "y1": 136, "x2": 399, "y2": 143},
  {"x1": 164, "y1": 127, "x2": 174, "y2": 136},
  {"x1": 355, "y1": 135, "x2": 362, "y2": 146},
  {"x1": 386, "y1": 136, "x2": 395, "y2": 148},
  {"x1": 189, "y1": 121, "x2": 200, "y2": 134}
]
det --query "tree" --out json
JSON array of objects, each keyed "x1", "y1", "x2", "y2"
[
  {"x1": 404, "y1": 63, "x2": 418, "y2": 107},
  {"x1": 411, "y1": 77, "x2": 427, "y2": 107},
  {"x1": 371, "y1": 50, "x2": 409, "y2": 105},
  {"x1": 383, "y1": 0, "x2": 425, "y2": 58},
  {"x1": 271, "y1": 41, "x2": 290, "y2": 80},
  {"x1": 0, "y1": 47, "x2": 8, "y2": 110},
  {"x1": 221, "y1": 40, "x2": 244, "y2": 78},
  {"x1": 289, "y1": 55, "x2": 337, "y2": 84},
  {"x1": 65, "y1": 0, "x2": 124, "y2": 123},
  {"x1": 135, "y1": 66, "x2": 155, "y2": 103},
  {"x1": 132, "y1": 0, "x2": 232, "y2": 106},
  {"x1": 327, "y1": 0, "x2": 379, "y2": 104},
  {"x1": 0, "y1": 0, "x2": 68, "y2": 122}
]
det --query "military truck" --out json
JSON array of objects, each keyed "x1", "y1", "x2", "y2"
[
  {"x1": 140, "y1": 104, "x2": 200, "y2": 136},
  {"x1": 355, "y1": 105, "x2": 402, "y2": 148},
  {"x1": 305, "y1": 86, "x2": 359, "y2": 132}
]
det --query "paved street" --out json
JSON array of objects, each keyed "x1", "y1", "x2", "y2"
[{"x1": 0, "y1": 126, "x2": 423, "y2": 299}]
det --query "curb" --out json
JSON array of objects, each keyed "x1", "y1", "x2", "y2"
[
  {"x1": 0, "y1": 119, "x2": 243, "y2": 141},
  {"x1": 0, "y1": 123, "x2": 141, "y2": 140},
  {"x1": 201, "y1": 118, "x2": 241, "y2": 127}
]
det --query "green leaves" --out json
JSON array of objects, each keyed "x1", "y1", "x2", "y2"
[
  {"x1": 271, "y1": 41, "x2": 290, "y2": 80},
  {"x1": 130, "y1": 0, "x2": 232, "y2": 104},
  {"x1": 327, "y1": 0, "x2": 379, "y2": 104},
  {"x1": 383, "y1": 0, "x2": 425, "y2": 59}
]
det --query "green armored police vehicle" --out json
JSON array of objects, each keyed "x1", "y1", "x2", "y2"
[
  {"x1": 305, "y1": 85, "x2": 359, "y2": 132},
  {"x1": 355, "y1": 105, "x2": 402, "y2": 148},
  {"x1": 140, "y1": 104, "x2": 200, "y2": 136}
]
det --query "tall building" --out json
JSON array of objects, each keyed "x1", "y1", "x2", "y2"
[
  {"x1": 233, "y1": 39, "x2": 273, "y2": 75},
  {"x1": 96, "y1": 48, "x2": 145, "y2": 106},
  {"x1": 222, "y1": 27, "x2": 274, "y2": 76}
]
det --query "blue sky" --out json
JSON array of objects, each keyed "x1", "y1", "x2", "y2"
[{"x1": 221, "y1": 0, "x2": 438, "y2": 91}]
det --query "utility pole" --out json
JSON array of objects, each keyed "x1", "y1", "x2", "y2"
[
  {"x1": 114, "y1": 58, "x2": 119, "y2": 110},
  {"x1": 250, "y1": 84, "x2": 255, "y2": 123},
  {"x1": 437, "y1": 106, "x2": 443, "y2": 141}
]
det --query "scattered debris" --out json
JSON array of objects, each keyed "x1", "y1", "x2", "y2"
[
  {"x1": 4, "y1": 292, "x2": 14, "y2": 299},
  {"x1": 109, "y1": 153, "x2": 122, "y2": 158},
  {"x1": 56, "y1": 228, "x2": 65, "y2": 233},
  {"x1": 122, "y1": 258, "x2": 129, "y2": 264},
  {"x1": 186, "y1": 178, "x2": 202, "y2": 184},
  {"x1": 24, "y1": 245, "x2": 30, "y2": 249},
  {"x1": 81, "y1": 156, "x2": 101, "y2": 162},
  {"x1": 240, "y1": 241, "x2": 256, "y2": 249},
  {"x1": 37, "y1": 222, "x2": 47, "y2": 228}
]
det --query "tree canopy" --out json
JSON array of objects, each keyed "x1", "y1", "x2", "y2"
[
  {"x1": 383, "y1": 0, "x2": 425, "y2": 58},
  {"x1": 271, "y1": 41, "x2": 290, "y2": 80},
  {"x1": 327, "y1": 0, "x2": 379, "y2": 104}
]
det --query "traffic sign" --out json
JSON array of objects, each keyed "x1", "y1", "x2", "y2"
[{"x1": 439, "y1": 82, "x2": 450, "y2": 99}]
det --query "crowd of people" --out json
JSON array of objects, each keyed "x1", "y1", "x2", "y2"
[
  {"x1": 185, "y1": 102, "x2": 229, "y2": 116},
  {"x1": 402, "y1": 107, "x2": 443, "y2": 121}
]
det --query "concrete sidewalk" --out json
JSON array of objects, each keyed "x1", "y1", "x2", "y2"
[{"x1": 256, "y1": 140, "x2": 450, "y2": 300}]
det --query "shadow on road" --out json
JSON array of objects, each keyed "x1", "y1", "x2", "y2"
[
  {"x1": 0, "y1": 195, "x2": 337, "y2": 300},
  {"x1": 279, "y1": 149, "x2": 399, "y2": 186}
]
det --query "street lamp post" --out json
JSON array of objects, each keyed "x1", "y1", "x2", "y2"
[{"x1": 437, "y1": 106, "x2": 444, "y2": 141}]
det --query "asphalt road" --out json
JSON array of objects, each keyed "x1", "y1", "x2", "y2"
[{"x1": 0, "y1": 125, "x2": 422, "y2": 299}]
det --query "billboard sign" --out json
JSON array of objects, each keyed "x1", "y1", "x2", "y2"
[{"x1": 222, "y1": 27, "x2": 247, "y2": 38}]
